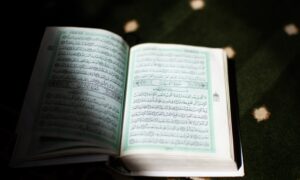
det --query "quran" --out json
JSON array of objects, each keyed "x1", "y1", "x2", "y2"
[{"x1": 10, "y1": 27, "x2": 244, "y2": 177}]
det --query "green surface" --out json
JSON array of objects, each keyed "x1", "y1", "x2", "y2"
[{"x1": 1, "y1": 0, "x2": 300, "y2": 179}]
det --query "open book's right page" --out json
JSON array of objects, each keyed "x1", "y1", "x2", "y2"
[{"x1": 121, "y1": 43, "x2": 234, "y2": 161}]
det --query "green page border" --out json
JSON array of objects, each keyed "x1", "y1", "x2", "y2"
[{"x1": 124, "y1": 48, "x2": 215, "y2": 153}]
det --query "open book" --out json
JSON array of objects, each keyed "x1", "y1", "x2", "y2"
[{"x1": 10, "y1": 27, "x2": 244, "y2": 177}]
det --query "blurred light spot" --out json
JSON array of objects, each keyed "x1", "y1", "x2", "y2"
[
  {"x1": 124, "y1": 19, "x2": 139, "y2": 33},
  {"x1": 284, "y1": 23, "x2": 299, "y2": 36},
  {"x1": 190, "y1": 0, "x2": 205, "y2": 10},
  {"x1": 223, "y1": 46, "x2": 236, "y2": 59},
  {"x1": 189, "y1": 178, "x2": 211, "y2": 180},
  {"x1": 252, "y1": 105, "x2": 271, "y2": 122}
]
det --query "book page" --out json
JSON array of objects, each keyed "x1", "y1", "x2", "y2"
[
  {"x1": 21, "y1": 27, "x2": 129, "y2": 156},
  {"x1": 121, "y1": 44, "x2": 232, "y2": 158}
]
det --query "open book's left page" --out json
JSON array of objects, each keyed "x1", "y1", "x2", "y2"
[{"x1": 11, "y1": 27, "x2": 129, "y2": 167}]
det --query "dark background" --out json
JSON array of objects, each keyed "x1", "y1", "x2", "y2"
[{"x1": 1, "y1": 0, "x2": 300, "y2": 179}]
